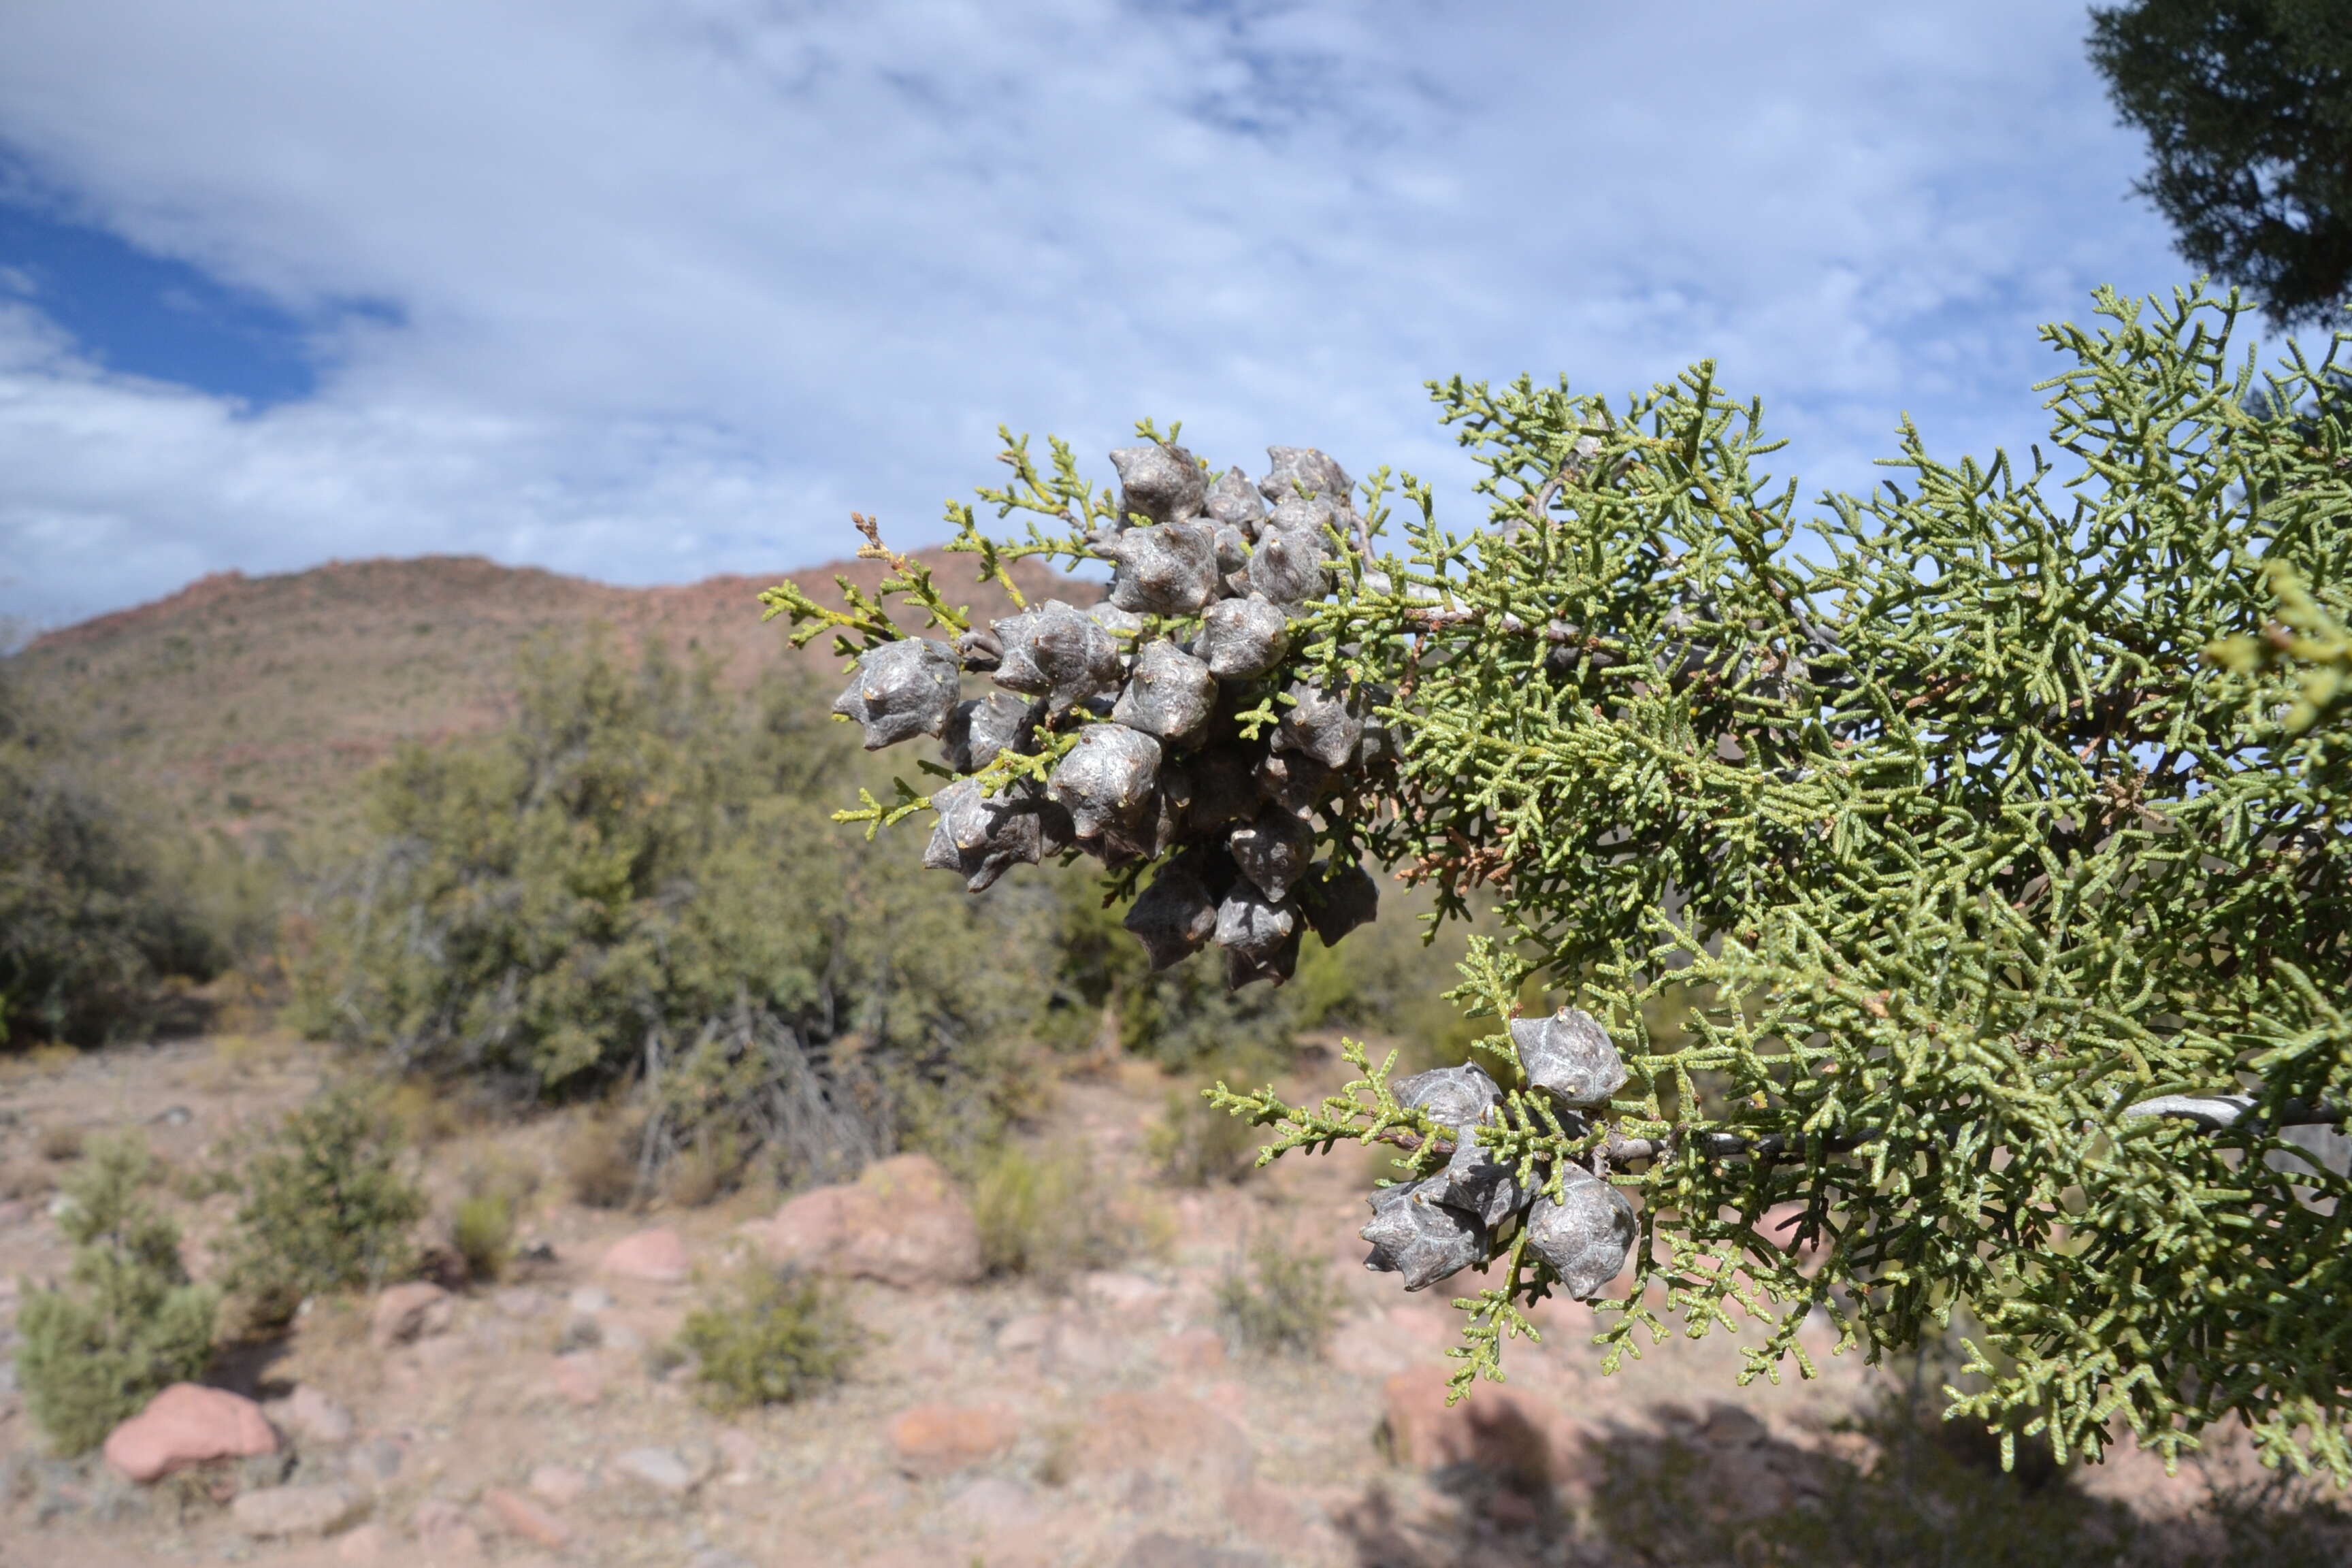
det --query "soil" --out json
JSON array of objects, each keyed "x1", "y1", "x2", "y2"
[{"x1": 0, "y1": 1036, "x2": 2323, "y2": 1567}]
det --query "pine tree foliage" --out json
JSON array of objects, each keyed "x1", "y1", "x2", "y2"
[
  {"x1": 770, "y1": 287, "x2": 2352, "y2": 1480},
  {"x1": 14, "y1": 1134, "x2": 218, "y2": 1454},
  {"x1": 2089, "y1": 0, "x2": 2352, "y2": 328}
]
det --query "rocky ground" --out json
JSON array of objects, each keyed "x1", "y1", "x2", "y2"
[{"x1": 0, "y1": 1035, "x2": 2336, "y2": 1568}]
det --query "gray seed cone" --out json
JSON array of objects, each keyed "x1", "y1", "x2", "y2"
[
  {"x1": 1211, "y1": 523, "x2": 1250, "y2": 577},
  {"x1": 1195, "y1": 595, "x2": 1292, "y2": 680},
  {"x1": 1109, "y1": 442, "x2": 1205, "y2": 525},
  {"x1": 1304, "y1": 861, "x2": 1379, "y2": 947},
  {"x1": 920, "y1": 779, "x2": 1045, "y2": 893},
  {"x1": 941, "y1": 693, "x2": 1040, "y2": 773},
  {"x1": 832, "y1": 638, "x2": 960, "y2": 750},
  {"x1": 1360, "y1": 1181, "x2": 1486, "y2": 1291},
  {"x1": 1206, "y1": 467, "x2": 1267, "y2": 535},
  {"x1": 1187, "y1": 747, "x2": 1260, "y2": 831},
  {"x1": 1046, "y1": 723, "x2": 1163, "y2": 840},
  {"x1": 954, "y1": 628, "x2": 1003, "y2": 672},
  {"x1": 1102, "y1": 521, "x2": 1220, "y2": 617},
  {"x1": 1260, "y1": 446, "x2": 1352, "y2": 507},
  {"x1": 992, "y1": 600, "x2": 1122, "y2": 714},
  {"x1": 1086, "y1": 601, "x2": 1145, "y2": 639},
  {"x1": 1229, "y1": 804, "x2": 1313, "y2": 903},
  {"x1": 1392, "y1": 1062, "x2": 1501, "y2": 1130},
  {"x1": 1419, "y1": 1126, "x2": 1524, "y2": 1230},
  {"x1": 1509, "y1": 1007, "x2": 1628, "y2": 1109},
  {"x1": 1265, "y1": 494, "x2": 1339, "y2": 540},
  {"x1": 1275, "y1": 683, "x2": 1366, "y2": 770},
  {"x1": 1110, "y1": 640, "x2": 1218, "y2": 747},
  {"x1": 1123, "y1": 860, "x2": 1219, "y2": 971},
  {"x1": 1254, "y1": 750, "x2": 1333, "y2": 815},
  {"x1": 1526, "y1": 1170, "x2": 1637, "y2": 1298},
  {"x1": 1246, "y1": 523, "x2": 1330, "y2": 605}
]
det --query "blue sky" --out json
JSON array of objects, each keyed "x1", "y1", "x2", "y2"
[{"x1": 0, "y1": 1, "x2": 2224, "y2": 631}]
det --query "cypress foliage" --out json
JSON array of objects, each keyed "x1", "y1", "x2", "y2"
[{"x1": 770, "y1": 286, "x2": 2352, "y2": 1479}]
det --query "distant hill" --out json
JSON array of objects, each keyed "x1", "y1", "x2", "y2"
[{"x1": 10, "y1": 550, "x2": 1085, "y2": 837}]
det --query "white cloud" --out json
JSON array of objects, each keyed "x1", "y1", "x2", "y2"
[{"x1": 0, "y1": 0, "x2": 2197, "y2": 627}]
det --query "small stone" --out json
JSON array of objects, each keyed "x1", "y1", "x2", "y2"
[
  {"x1": 1524, "y1": 1171, "x2": 1637, "y2": 1298},
  {"x1": 1102, "y1": 521, "x2": 1220, "y2": 616},
  {"x1": 1047, "y1": 724, "x2": 1162, "y2": 840},
  {"x1": 1360, "y1": 1182, "x2": 1486, "y2": 1291},
  {"x1": 992, "y1": 600, "x2": 1122, "y2": 713},
  {"x1": 1206, "y1": 467, "x2": 1267, "y2": 534},
  {"x1": 1194, "y1": 595, "x2": 1291, "y2": 680},
  {"x1": 280, "y1": 1386, "x2": 355, "y2": 1447},
  {"x1": 714, "y1": 1428, "x2": 761, "y2": 1477},
  {"x1": 1124, "y1": 861, "x2": 1220, "y2": 971},
  {"x1": 550, "y1": 1352, "x2": 605, "y2": 1407},
  {"x1": 493, "y1": 1287, "x2": 545, "y2": 1319},
  {"x1": 335, "y1": 1522, "x2": 389, "y2": 1563},
  {"x1": 410, "y1": 1499, "x2": 481, "y2": 1560},
  {"x1": 1228, "y1": 805, "x2": 1313, "y2": 903},
  {"x1": 614, "y1": 1445, "x2": 699, "y2": 1495},
  {"x1": 566, "y1": 1284, "x2": 615, "y2": 1316},
  {"x1": 1111, "y1": 640, "x2": 1218, "y2": 747},
  {"x1": 1246, "y1": 523, "x2": 1330, "y2": 604},
  {"x1": 886, "y1": 1403, "x2": 1019, "y2": 1478},
  {"x1": 1392, "y1": 1062, "x2": 1501, "y2": 1130},
  {"x1": 527, "y1": 1463, "x2": 590, "y2": 1506},
  {"x1": 1510, "y1": 1007, "x2": 1629, "y2": 1108},
  {"x1": 1110, "y1": 442, "x2": 1207, "y2": 524},
  {"x1": 231, "y1": 1483, "x2": 365, "y2": 1539},
  {"x1": 1303, "y1": 861, "x2": 1379, "y2": 947},
  {"x1": 485, "y1": 1486, "x2": 570, "y2": 1548},
  {"x1": 830, "y1": 638, "x2": 960, "y2": 750},
  {"x1": 1258, "y1": 445, "x2": 1352, "y2": 506},
  {"x1": 103, "y1": 1384, "x2": 278, "y2": 1483},
  {"x1": 598, "y1": 1228, "x2": 689, "y2": 1284},
  {"x1": 368, "y1": 1281, "x2": 453, "y2": 1350},
  {"x1": 941, "y1": 693, "x2": 1040, "y2": 773},
  {"x1": 1275, "y1": 683, "x2": 1365, "y2": 770}
]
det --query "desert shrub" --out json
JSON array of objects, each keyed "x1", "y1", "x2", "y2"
[
  {"x1": 675, "y1": 1264, "x2": 857, "y2": 1412},
  {"x1": 14, "y1": 1134, "x2": 218, "y2": 1454},
  {"x1": 451, "y1": 1194, "x2": 514, "y2": 1284},
  {"x1": 972, "y1": 1141, "x2": 1130, "y2": 1284},
  {"x1": 1215, "y1": 1242, "x2": 1341, "y2": 1358},
  {"x1": 289, "y1": 638, "x2": 1053, "y2": 1188},
  {"x1": 37, "y1": 1124, "x2": 83, "y2": 1163},
  {"x1": 1145, "y1": 1088, "x2": 1260, "y2": 1188},
  {"x1": 216, "y1": 1083, "x2": 424, "y2": 1325},
  {"x1": 0, "y1": 669, "x2": 225, "y2": 1048}
]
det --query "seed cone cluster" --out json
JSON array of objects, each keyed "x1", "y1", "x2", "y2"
[
  {"x1": 1360, "y1": 1008, "x2": 1637, "y2": 1298},
  {"x1": 832, "y1": 442, "x2": 1392, "y2": 989}
]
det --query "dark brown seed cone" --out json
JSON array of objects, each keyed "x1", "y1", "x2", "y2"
[
  {"x1": 1254, "y1": 750, "x2": 1333, "y2": 816},
  {"x1": 1245, "y1": 523, "x2": 1330, "y2": 605},
  {"x1": 1186, "y1": 747, "x2": 1259, "y2": 831},
  {"x1": 1109, "y1": 442, "x2": 1205, "y2": 525},
  {"x1": 831, "y1": 638, "x2": 960, "y2": 750},
  {"x1": 1123, "y1": 861, "x2": 1220, "y2": 970},
  {"x1": 941, "y1": 693, "x2": 1041, "y2": 774},
  {"x1": 1109, "y1": 640, "x2": 1218, "y2": 747},
  {"x1": 1213, "y1": 885, "x2": 1298, "y2": 992},
  {"x1": 1525, "y1": 1171, "x2": 1637, "y2": 1298},
  {"x1": 1275, "y1": 683, "x2": 1365, "y2": 770},
  {"x1": 1228, "y1": 804, "x2": 1313, "y2": 902},
  {"x1": 1195, "y1": 594, "x2": 1292, "y2": 679},
  {"x1": 1224, "y1": 930, "x2": 1300, "y2": 990},
  {"x1": 1045, "y1": 723, "x2": 1162, "y2": 840},
  {"x1": 992, "y1": 600, "x2": 1123, "y2": 714},
  {"x1": 1392, "y1": 1062, "x2": 1501, "y2": 1130},
  {"x1": 1259, "y1": 446, "x2": 1352, "y2": 507},
  {"x1": 1206, "y1": 466, "x2": 1267, "y2": 536},
  {"x1": 1303, "y1": 861, "x2": 1379, "y2": 946},
  {"x1": 1102, "y1": 521, "x2": 1220, "y2": 616},
  {"x1": 1509, "y1": 1008, "x2": 1629, "y2": 1109},
  {"x1": 1360, "y1": 1181, "x2": 1485, "y2": 1291}
]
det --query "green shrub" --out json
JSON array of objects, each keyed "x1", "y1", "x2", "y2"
[
  {"x1": 1215, "y1": 1243, "x2": 1341, "y2": 1358},
  {"x1": 675, "y1": 1265, "x2": 856, "y2": 1413},
  {"x1": 216, "y1": 1083, "x2": 424, "y2": 1325},
  {"x1": 972, "y1": 1141, "x2": 1131, "y2": 1284},
  {"x1": 14, "y1": 1134, "x2": 218, "y2": 1454},
  {"x1": 1145, "y1": 1089, "x2": 1260, "y2": 1188},
  {"x1": 559, "y1": 1111, "x2": 643, "y2": 1209},
  {"x1": 451, "y1": 1194, "x2": 514, "y2": 1284}
]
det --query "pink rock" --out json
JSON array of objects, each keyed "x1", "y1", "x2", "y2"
[
  {"x1": 1066, "y1": 1389, "x2": 1254, "y2": 1491},
  {"x1": 1158, "y1": 1327, "x2": 1227, "y2": 1373},
  {"x1": 103, "y1": 1383, "x2": 278, "y2": 1483},
  {"x1": 412, "y1": 1497, "x2": 484, "y2": 1561},
  {"x1": 335, "y1": 1522, "x2": 389, "y2": 1563},
  {"x1": 599, "y1": 1227, "x2": 690, "y2": 1284},
  {"x1": 714, "y1": 1428, "x2": 761, "y2": 1477},
  {"x1": 753, "y1": 1155, "x2": 982, "y2": 1289},
  {"x1": 549, "y1": 1352, "x2": 605, "y2": 1407},
  {"x1": 368, "y1": 1281, "x2": 453, "y2": 1350},
  {"x1": 280, "y1": 1384, "x2": 356, "y2": 1446},
  {"x1": 485, "y1": 1486, "x2": 571, "y2": 1548},
  {"x1": 887, "y1": 1403, "x2": 1019, "y2": 1477},
  {"x1": 527, "y1": 1463, "x2": 590, "y2": 1506}
]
